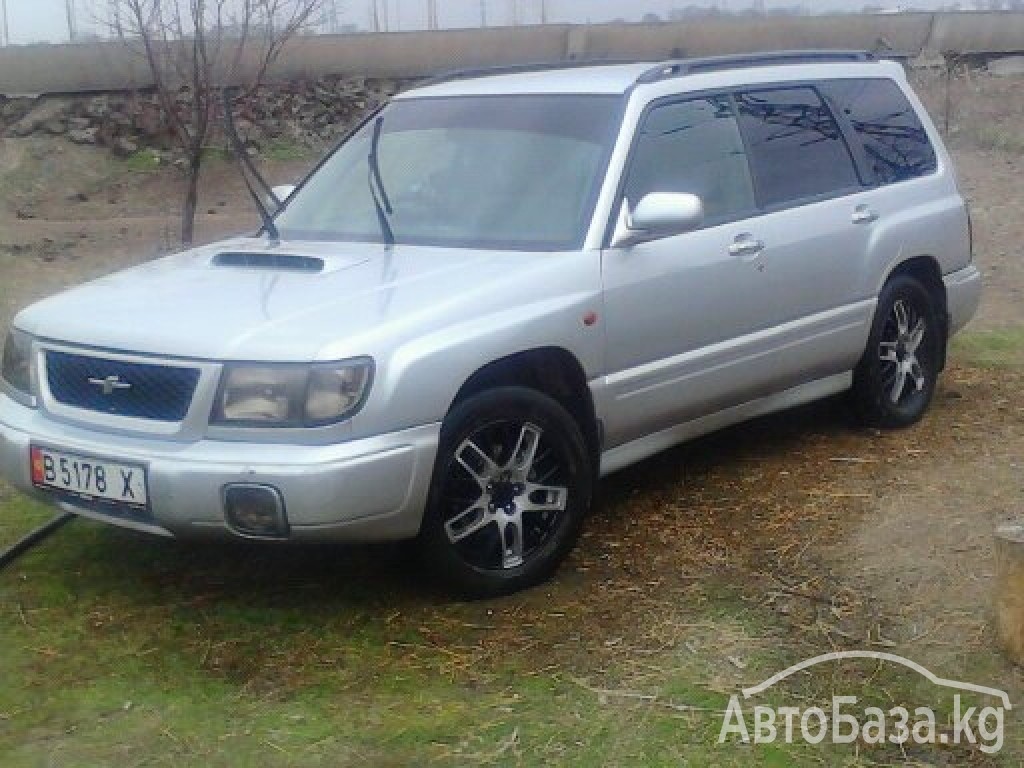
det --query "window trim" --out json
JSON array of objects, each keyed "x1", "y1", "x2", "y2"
[
  {"x1": 603, "y1": 78, "x2": 880, "y2": 248},
  {"x1": 818, "y1": 77, "x2": 940, "y2": 189},
  {"x1": 602, "y1": 88, "x2": 762, "y2": 248},
  {"x1": 818, "y1": 85, "x2": 878, "y2": 186},
  {"x1": 731, "y1": 83, "x2": 866, "y2": 213}
]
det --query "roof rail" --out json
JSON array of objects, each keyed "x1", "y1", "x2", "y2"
[
  {"x1": 637, "y1": 50, "x2": 876, "y2": 84},
  {"x1": 418, "y1": 58, "x2": 643, "y2": 88}
]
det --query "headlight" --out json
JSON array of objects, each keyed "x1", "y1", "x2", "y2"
[
  {"x1": 1, "y1": 329, "x2": 34, "y2": 400},
  {"x1": 212, "y1": 358, "x2": 373, "y2": 427}
]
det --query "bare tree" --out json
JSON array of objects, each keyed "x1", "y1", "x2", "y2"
[{"x1": 109, "y1": 0, "x2": 322, "y2": 244}]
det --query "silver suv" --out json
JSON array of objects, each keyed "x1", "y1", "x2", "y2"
[{"x1": 0, "y1": 52, "x2": 981, "y2": 595}]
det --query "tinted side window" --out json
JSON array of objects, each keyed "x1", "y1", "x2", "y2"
[
  {"x1": 821, "y1": 78, "x2": 937, "y2": 184},
  {"x1": 624, "y1": 95, "x2": 756, "y2": 224},
  {"x1": 735, "y1": 87, "x2": 861, "y2": 208}
]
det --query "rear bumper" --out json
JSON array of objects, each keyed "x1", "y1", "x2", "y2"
[
  {"x1": 944, "y1": 264, "x2": 982, "y2": 336},
  {"x1": 0, "y1": 394, "x2": 439, "y2": 541}
]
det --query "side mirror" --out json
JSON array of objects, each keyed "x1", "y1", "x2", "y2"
[
  {"x1": 611, "y1": 192, "x2": 704, "y2": 248},
  {"x1": 268, "y1": 184, "x2": 296, "y2": 210}
]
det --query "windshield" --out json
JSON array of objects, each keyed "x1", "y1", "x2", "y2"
[{"x1": 275, "y1": 94, "x2": 624, "y2": 251}]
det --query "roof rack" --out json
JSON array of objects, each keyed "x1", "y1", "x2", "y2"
[
  {"x1": 418, "y1": 58, "x2": 643, "y2": 88},
  {"x1": 637, "y1": 50, "x2": 876, "y2": 84}
]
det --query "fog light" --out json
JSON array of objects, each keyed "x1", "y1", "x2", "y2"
[{"x1": 223, "y1": 484, "x2": 288, "y2": 538}]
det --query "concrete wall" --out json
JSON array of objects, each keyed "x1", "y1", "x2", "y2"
[
  {"x1": 930, "y1": 11, "x2": 1024, "y2": 54},
  {"x1": 1, "y1": 12, "x2": 1023, "y2": 96},
  {"x1": 575, "y1": 13, "x2": 936, "y2": 60}
]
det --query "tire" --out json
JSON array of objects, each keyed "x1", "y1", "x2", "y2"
[
  {"x1": 419, "y1": 386, "x2": 593, "y2": 598},
  {"x1": 852, "y1": 275, "x2": 943, "y2": 428}
]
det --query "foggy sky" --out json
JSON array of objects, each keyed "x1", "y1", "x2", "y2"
[{"x1": 1, "y1": 0, "x2": 956, "y2": 46}]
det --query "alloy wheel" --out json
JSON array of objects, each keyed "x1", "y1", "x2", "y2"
[
  {"x1": 440, "y1": 420, "x2": 570, "y2": 571},
  {"x1": 877, "y1": 298, "x2": 929, "y2": 406}
]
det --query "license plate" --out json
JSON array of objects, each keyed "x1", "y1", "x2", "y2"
[{"x1": 30, "y1": 445, "x2": 148, "y2": 507}]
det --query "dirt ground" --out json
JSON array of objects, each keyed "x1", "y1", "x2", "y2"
[{"x1": 2, "y1": 68, "x2": 1024, "y2": 760}]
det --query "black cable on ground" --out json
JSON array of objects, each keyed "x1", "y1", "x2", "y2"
[{"x1": 0, "y1": 512, "x2": 75, "y2": 571}]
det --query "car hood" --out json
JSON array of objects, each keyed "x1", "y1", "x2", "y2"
[{"x1": 14, "y1": 238, "x2": 575, "y2": 362}]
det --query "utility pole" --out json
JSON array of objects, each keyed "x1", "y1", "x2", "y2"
[
  {"x1": 426, "y1": 0, "x2": 438, "y2": 30},
  {"x1": 540, "y1": 0, "x2": 548, "y2": 24},
  {"x1": 480, "y1": 0, "x2": 488, "y2": 27},
  {"x1": 107, "y1": 0, "x2": 123, "y2": 38},
  {"x1": 0, "y1": 0, "x2": 8, "y2": 46},
  {"x1": 371, "y1": 0, "x2": 385, "y2": 32},
  {"x1": 509, "y1": 0, "x2": 517, "y2": 26},
  {"x1": 65, "y1": 0, "x2": 77, "y2": 42},
  {"x1": 328, "y1": 0, "x2": 339, "y2": 32}
]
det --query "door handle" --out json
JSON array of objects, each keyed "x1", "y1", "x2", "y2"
[
  {"x1": 729, "y1": 236, "x2": 765, "y2": 258},
  {"x1": 852, "y1": 206, "x2": 879, "y2": 225}
]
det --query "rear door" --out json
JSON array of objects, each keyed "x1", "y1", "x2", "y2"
[{"x1": 731, "y1": 85, "x2": 875, "y2": 332}]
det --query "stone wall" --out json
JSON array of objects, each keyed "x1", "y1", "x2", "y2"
[{"x1": 0, "y1": 76, "x2": 405, "y2": 162}]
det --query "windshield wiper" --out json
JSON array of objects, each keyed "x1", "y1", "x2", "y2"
[
  {"x1": 221, "y1": 88, "x2": 281, "y2": 244},
  {"x1": 367, "y1": 116, "x2": 395, "y2": 247}
]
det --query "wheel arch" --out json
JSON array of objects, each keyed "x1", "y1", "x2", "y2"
[{"x1": 447, "y1": 347, "x2": 601, "y2": 473}]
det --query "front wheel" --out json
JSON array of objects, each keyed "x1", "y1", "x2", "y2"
[
  {"x1": 419, "y1": 387, "x2": 593, "y2": 598},
  {"x1": 852, "y1": 275, "x2": 943, "y2": 428}
]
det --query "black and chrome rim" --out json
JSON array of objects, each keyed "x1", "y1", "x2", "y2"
[
  {"x1": 877, "y1": 298, "x2": 929, "y2": 406},
  {"x1": 439, "y1": 420, "x2": 570, "y2": 571}
]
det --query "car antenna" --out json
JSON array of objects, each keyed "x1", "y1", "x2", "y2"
[{"x1": 221, "y1": 87, "x2": 281, "y2": 244}]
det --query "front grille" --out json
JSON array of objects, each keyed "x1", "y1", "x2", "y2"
[{"x1": 45, "y1": 350, "x2": 200, "y2": 422}]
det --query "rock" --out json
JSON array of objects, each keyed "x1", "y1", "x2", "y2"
[
  {"x1": 68, "y1": 127, "x2": 100, "y2": 145},
  {"x1": 2, "y1": 76, "x2": 401, "y2": 153},
  {"x1": 66, "y1": 191, "x2": 89, "y2": 203},
  {"x1": 7, "y1": 97, "x2": 72, "y2": 137},
  {"x1": 135, "y1": 102, "x2": 166, "y2": 139},
  {"x1": 1, "y1": 97, "x2": 35, "y2": 122},
  {"x1": 109, "y1": 111, "x2": 132, "y2": 128},
  {"x1": 43, "y1": 118, "x2": 68, "y2": 135},
  {"x1": 96, "y1": 119, "x2": 120, "y2": 147},
  {"x1": 111, "y1": 137, "x2": 139, "y2": 157},
  {"x1": 84, "y1": 95, "x2": 111, "y2": 119}
]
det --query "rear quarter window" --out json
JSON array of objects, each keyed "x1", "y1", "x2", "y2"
[
  {"x1": 821, "y1": 78, "x2": 938, "y2": 184},
  {"x1": 734, "y1": 86, "x2": 861, "y2": 209}
]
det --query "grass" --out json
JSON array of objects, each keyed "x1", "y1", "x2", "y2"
[
  {"x1": 0, "y1": 498, "x2": 752, "y2": 766},
  {"x1": 262, "y1": 139, "x2": 316, "y2": 162},
  {"x1": 2, "y1": 484, "x2": 1021, "y2": 766},
  {"x1": 951, "y1": 326, "x2": 1024, "y2": 367},
  {"x1": 122, "y1": 149, "x2": 164, "y2": 172}
]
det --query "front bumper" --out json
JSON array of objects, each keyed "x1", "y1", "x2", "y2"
[
  {"x1": 944, "y1": 264, "x2": 983, "y2": 336},
  {"x1": 0, "y1": 394, "x2": 440, "y2": 540}
]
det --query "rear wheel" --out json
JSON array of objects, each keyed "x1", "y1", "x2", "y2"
[
  {"x1": 419, "y1": 387, "x2": 592, "y2": 598},
  {"x1": 852, "y1": 275, "x2": 943, "y2": 428}
]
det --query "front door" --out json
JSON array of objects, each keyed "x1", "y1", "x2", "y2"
[{"x1": 601, "y1": 87, "x2": 872, "y2": 449}]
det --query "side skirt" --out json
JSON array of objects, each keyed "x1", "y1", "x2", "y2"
[{"x1": 598, "y1": 371, "x2": 853, "y2": 477}]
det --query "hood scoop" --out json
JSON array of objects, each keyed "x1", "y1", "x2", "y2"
[{"x1": 212, "y1": 251, "x2": 324, "y2": 273}]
